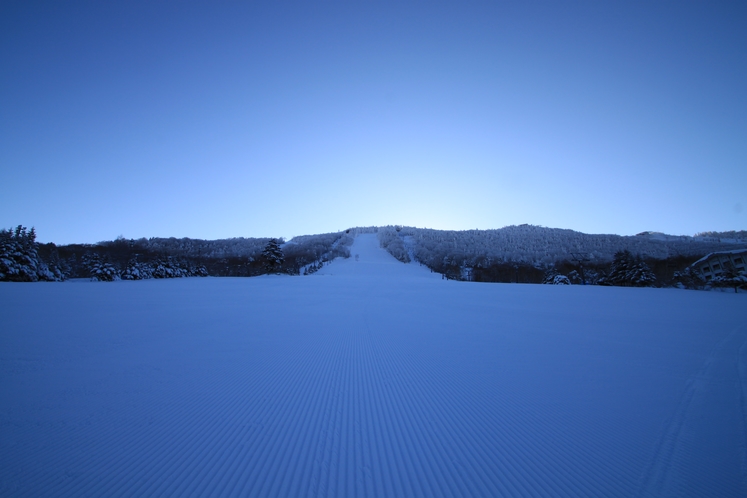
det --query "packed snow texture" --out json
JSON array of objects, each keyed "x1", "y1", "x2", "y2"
[{"x1": 2, "y1": 234, "x2": 746, "y2": 497}]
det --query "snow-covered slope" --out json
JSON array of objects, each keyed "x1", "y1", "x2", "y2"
[
  {"x1": 315, "y1": 233, "x2": 438, "y2": 280},
  {"x1": 1, "y1": 236, "x2": 746, "y2": 497}
]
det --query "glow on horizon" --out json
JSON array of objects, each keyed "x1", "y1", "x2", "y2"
[{"x1": 1, "y1": 2, "x2": 745, "y2": 245}]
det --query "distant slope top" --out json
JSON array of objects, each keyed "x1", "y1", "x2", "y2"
[{"x1": 314, "y1": 234, "x2": 440, "y2": 280}]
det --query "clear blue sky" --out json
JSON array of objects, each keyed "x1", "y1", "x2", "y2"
[{"x1": 2, "y1": 1, "x2": 745, "y2": 244}]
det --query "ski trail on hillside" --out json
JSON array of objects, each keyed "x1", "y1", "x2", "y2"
[
  {"x1": 638, "y1": 325, "x2": 747, "y2": 497},
  {"x1": 315, "y1": 233, "x2": 439, "y2": 280}
]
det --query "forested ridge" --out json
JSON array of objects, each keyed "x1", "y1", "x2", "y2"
[
  {"x1": 2, "y1": 224, "x2": 745, "y2": 289},
  {"x1": 373, "y1": 225, "x2": 746, "y2": 288}
]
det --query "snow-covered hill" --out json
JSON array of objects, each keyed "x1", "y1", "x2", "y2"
[
  {"x1": 25, "y1": 225, "x2": 745, "y2": 282},
  {"x1": 2, "y1": 234, "x2": 746, "y2": 496},
  {"x1": 372, "y1": 224, "x2": 747, "y2": 267},
  {"x1": 315, "y1": 233, "x2": 438, "y2": 280}
]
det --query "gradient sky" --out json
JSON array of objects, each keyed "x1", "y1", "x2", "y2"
[{"x1": 2, "y1": 1, "x2": 745, "y2": 244}]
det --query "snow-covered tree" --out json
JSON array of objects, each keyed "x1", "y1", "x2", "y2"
[
  {"x1": 151, "y1": 258, "x2": 189, "y2": 278},
  {"x1": 121, "y1": 257, "x2": 153, "y2": 280},
  {"x1": 553, "y1": 274, "x2": 571, "y2": 285},
  {"x1": 543, "y1": 269, "x2": 559, "y2": 284},
  {"x1": 600, "y1": 250, "x2": 656, "y2": 287},
  {"x1": 303, "y1": 261, "x2": 323, "y2": 275},
  {"x1": 0, "y1": 226, "x2": 60, "y2": 281},
  {"x1": 671, "y1": 266, "x2": 706, "y2": 290},
  {"x1": 190, "y1": 264, "x2": 209, "y2": 277},
  {"x1": 710, "y1": 262, "x2": 747, "y2": 293},
  {"x1": 82, "y1": 253, "x2": 120, "y2": 281},
  {"x1": 543, "y1": 269, "x2": 571, "y2": 285},
  {"x1": 551, "y1": 274, "x2": 571, "y2": 285},
  {"x1": 262, "y1": 239, "x2": 285, "y2": 274},
  {"x1": 377, "y1": 228, "x2": 410, "y2": 263},
  {"x1": 120, "y1": 257, "x2": 207, "y2": 280}
]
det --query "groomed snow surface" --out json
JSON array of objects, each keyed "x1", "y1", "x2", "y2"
[{"x1": 2, "y1": 234, "x2": 746, "y2": 497}]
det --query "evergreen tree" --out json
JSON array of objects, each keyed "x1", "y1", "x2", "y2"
[
  {"x1": 542, "y1": 269, "x2": 559, "y2": 284},
  {"x1": 151, "y1": 257, "x2": 189, "y2": 278},
  {"x1": 671, "y1": 266, "x2": 706, "y2": 290},
  {"x1": 0, "y1": 225, "x2": 59, "y2": 281},
  {"x1": 627, "y1": 258, "x2": 657, "y2": 287},
  {"x1": 543, "y1": 268, "x2": 571, "y2": 284},
  {"x1": 82, "y1": 253, "x2": 120, "y2": 281},
  {"x1": 601, "y1": 250, "x2": 656, "y2": 287},
  {"x1": 261, "y1": 239, "x2": 285, "y2": 274},
  {"x1": 122, "y1": 257, "x2": 152, "y2": 280}
]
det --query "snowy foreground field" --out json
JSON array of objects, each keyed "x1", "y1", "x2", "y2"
[{"x1": 2, "y1": 234, "x2": 746, "y2": 497}]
